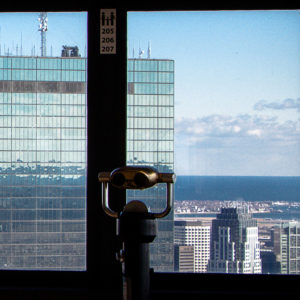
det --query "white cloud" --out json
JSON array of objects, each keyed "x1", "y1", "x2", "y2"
[
  {"x1": 247, "y1": 129, "x2": 262, "y2": 137},
  {"x1": 175, "y1": 113, "x2": 300, "y2": 149},
  {"x1": 233, "y1": 126, "x2": 241, "y2": 133},
  {"x1": 174, "y1": 110, "x2": 300, "y2": 175},
  {"x1": 253, "y1": 98, "x2": 300, "y2": 111}
]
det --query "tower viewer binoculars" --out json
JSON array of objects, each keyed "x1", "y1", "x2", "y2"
[
  {"x1": 98, "y1": 166, "x2": 176, "y2": 218},
  {"x1": 98, "y1": 166, "x2": 176, "y2": 300}
]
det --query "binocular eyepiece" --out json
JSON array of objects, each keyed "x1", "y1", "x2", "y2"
[
  {"x1": 98, "y1": 166, "x2": 176, "y2": 219},
  {"x1": 98, "y1": 166, "x2": 176, "y2": 190}
]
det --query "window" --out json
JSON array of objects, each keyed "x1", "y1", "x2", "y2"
[
  {"x1": 127, "y1": 9, "x2": 300, "y2": 275},
  {"x1": 0, "y1": 12, "x2": 87, "y2": 271},
  {"x1": 0, "y1": 6, "x2": 298, "y2": 299}
]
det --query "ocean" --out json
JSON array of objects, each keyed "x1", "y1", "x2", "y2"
[
  {"x1": 174, "y1": 176, "x2": 300, "y2": 220},
  {"x1": 174, "y1": 176, "x2": 300, "y2": 202}
]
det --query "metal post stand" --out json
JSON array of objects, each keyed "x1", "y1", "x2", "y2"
[
  {"x1": 117, "y1": 201, "x2": 156, "y2": 300},
  {"x1": 98, "y1": 166, "x2": 175, "y2": 300}
]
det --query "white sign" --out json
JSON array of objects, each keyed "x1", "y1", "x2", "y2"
[{"x1": 100, "y1": 9, "x2": 116, "y2": 54}]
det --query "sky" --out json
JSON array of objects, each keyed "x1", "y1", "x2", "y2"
[
  {"x1": 128, "y1": 10, "x2": 300, "y2": 176},
  {"x1": 0, "y1": 11, "x2": 299, "y2": 177},
  {"x1": 0, "y1": 12, "x2": 87, "y2": 57}
]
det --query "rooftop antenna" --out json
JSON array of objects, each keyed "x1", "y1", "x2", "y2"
[
  {"x1": 20, "y1": 33, "x2": 23, "y2": 56},
  {"x1": 147, "y1": 41, "x2": 151, "y2": 59},
  {"x1": 31, "y1": 45, "x2": 36, "y2": 57},
  {"x1": 138, "y1": 47, "x2": 144, "y2": 59},
  {"x1": 131, "y1": 41, "x2": 135, "y2": 58},
  {"x1": 138, "y1": 41, "x2": 144, "y2": 59},
  {"x1": 38, "y1": 12, "x2": 48, "y2": 56}
]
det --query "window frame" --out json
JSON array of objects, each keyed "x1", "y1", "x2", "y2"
[{"x1": 0, "y1": 3, "x2": 298, "y2": 299}]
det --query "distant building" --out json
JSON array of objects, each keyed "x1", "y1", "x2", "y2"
[
  {"x1": 208, "y1": 207, "x2": 262, "y2": 273},
  {"x1": 274, "y1": 221, "x2": 300, "y2": 274},
  {"x1": 174, "y1": 245, "x2": 194, "y2": 272},
  {"x1": 61, "y1": 46, "x2": 81, "y2": 57},
  {"x1": 258, "y1": 227, "x2": 281, "y2": 274},
  {"x1": 260, "y1": 249, "x2": 280, "y2": 274},
  {"x1": 174, "y1": 220, "x2": 210, "y2": 272}
]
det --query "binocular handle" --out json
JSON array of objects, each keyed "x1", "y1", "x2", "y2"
[
  {"x1": 99, "y1": 180, "x2": 173, "y2": 219},
  {"x1": 101, "y1": 180, "x2": 119, "y2": 218}
]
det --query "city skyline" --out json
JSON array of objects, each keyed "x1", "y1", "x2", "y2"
[{"x1": 128, "y1": 10, "x2": 300, "y2": 176}]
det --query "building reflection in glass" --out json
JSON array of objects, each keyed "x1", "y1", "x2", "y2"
[
  {"x1": 127, "y1": 58, "x2": 175, "y2": 272},
  {"x1": 0, "y1": 56, "x2": 87, "y2": 270}
]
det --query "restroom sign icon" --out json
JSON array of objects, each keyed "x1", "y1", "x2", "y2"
[
  {"x1": 101, "y1": 10, "x2": 115, "y2": 26},
  {"x1": 100, "y1": 9, "x2": 116, "y2": 54}
]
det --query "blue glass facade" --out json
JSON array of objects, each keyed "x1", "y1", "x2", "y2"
[
  {"x1": 0, "y1": 56, "x2": 87, "y2": 270},
  {"x1": 127, "y1": 58, "x2": 174, "y2": 272}
]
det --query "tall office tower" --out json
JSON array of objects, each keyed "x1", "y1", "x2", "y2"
[
  {"x1": 274, "y1": 221, "x2": 300, "y2": 274},
  {"x1": 208, "y1": 207, "x2": 262, "y2": 274},
  {"x1": 127, "y1": 58, "x2": 174, "y2": 272},
  {"x1": 0, "y1": 54, "x2": 87, "y2": 270},
  {"x1": 174, "y1": 220, "x2": 210, "y2": 273}
]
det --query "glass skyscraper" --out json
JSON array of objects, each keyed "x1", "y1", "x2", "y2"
[
  {"x1": 127, "y1": 58, "x2": 174, "y2": 272},
  {"x1": 208, "y1": 207, "x2": 262, "y2": 273},
  {"x1": 0, "y1": 56, "x2": 87, "y2": 270}
]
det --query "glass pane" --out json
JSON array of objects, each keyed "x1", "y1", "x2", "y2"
[
  {"x1": 0, "y1": 12, "x2": 87, "y2": 270},
  {"x1": 127, "y1": 10, "x2": 300, "y2": 274}
]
